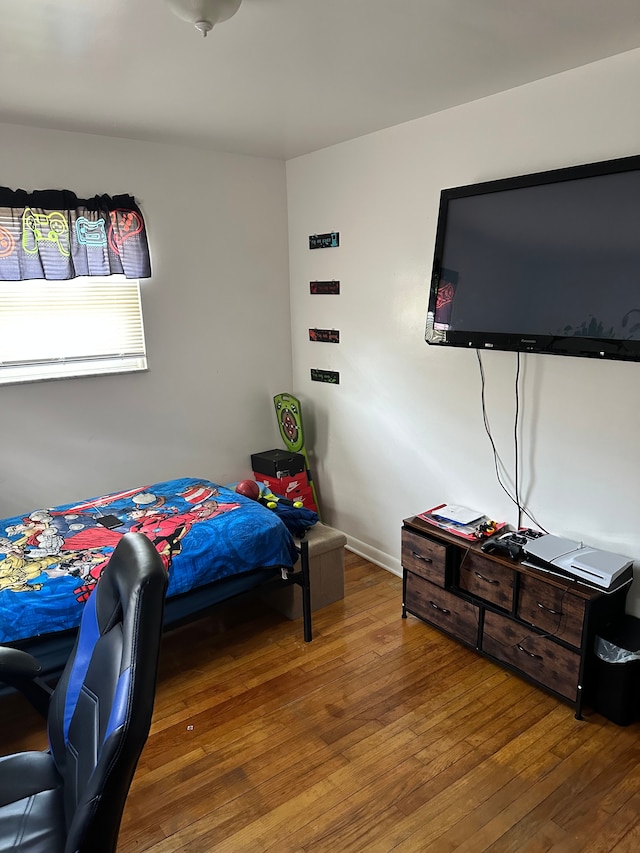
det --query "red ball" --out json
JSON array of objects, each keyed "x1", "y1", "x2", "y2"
[{"x1": 235, "y1": 479, "x2": 260, "y2": 500}]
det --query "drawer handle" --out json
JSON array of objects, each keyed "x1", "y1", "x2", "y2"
[
  {"x1": 536, "y1": 601, "x2": 562, "y2": 616},
  {"x1": 517, "y1": 643, "x2": 543, "y2": 661},
  {"x1": 413, "y1": 551, "x2": 433, "y2": 564},
  {"x1": 474, "y1": 571, "x2": 499, "y2": 585},
  {"x1": 429, "y1": 600, "x2": 450, "y2": 615}
]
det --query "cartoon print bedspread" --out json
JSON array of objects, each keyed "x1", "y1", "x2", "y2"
[{"x1": 0, "y1": 477, "x2": 299, "y2": 643}]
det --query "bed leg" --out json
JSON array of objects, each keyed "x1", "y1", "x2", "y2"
[{"x1": 300, "y1": 538, "x2": 312, "y2": 642}]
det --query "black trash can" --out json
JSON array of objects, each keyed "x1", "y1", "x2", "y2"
[{"x1": 593, "y1": 615, "x2": 640, "y2": 726}]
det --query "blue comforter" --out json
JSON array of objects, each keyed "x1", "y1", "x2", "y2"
[{"x1": 0, "y1": 477, "x2": 299, "y2": 643}]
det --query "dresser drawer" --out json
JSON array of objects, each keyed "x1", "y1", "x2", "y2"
[
  {"x1": 402, "y1": 529, "x2": 449, "y2": 587},
  {"x1": 517, "y1": 574, "x2": 586, "y2": 649},
  {"x1": 459, "y1": 552, "x2": 514, "y2": 610},
  {"x1": 482, "y1": 610, "x2": 581, "y2": 701},
  {"x1": 405, "y1": 572, "x2": 479, "y2": 647}
]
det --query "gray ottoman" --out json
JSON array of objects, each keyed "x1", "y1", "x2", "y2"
[{"x1": 262, "y1": 523, "x2": 347, "y2": 619}]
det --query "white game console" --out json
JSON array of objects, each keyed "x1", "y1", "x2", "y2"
[{"x1": 524, "y1": 534, "x2": 632, "y2": 589}]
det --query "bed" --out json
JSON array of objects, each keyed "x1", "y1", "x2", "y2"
[{"x1": 0, "y1": 477, "x2": 314, "y2": 680}]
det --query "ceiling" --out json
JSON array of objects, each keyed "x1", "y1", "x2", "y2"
[{"x1": 2, "y1": 0, "x2": 640, "y2": 160}]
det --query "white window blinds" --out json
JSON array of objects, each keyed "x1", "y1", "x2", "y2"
[{"x1": 0, "y1": 277, "x2": 147, "y2": 384}]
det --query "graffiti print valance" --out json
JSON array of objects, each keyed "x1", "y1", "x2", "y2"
[{"x1": 0, "y1": 187, "x2": 151, "y2": 280}]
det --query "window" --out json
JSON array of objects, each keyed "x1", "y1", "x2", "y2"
[
  {"x1": 0, "y1": 186, "x2": 151, "y2": 384},
  {"x1": 0, "y1": 276, "x2": 147, "y2": 384}
]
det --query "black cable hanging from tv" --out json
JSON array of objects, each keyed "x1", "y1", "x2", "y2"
[{"x1": 476, "y1": 350, "x2": 548, "y2": 533}]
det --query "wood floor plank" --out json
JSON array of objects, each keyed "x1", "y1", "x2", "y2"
[
  {"x1": 475, "y1": 721, "x2": 637, "y2": 852},
  {"x1": 2, "y1": 549, "x2": 640, "y2": 853}
]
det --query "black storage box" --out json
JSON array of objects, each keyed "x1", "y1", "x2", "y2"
[
  {"x1": 592, "y1": 615, "x2": 640, "y2": 726},
  {"x1": 250, "y1": 449, "x2": 305, "y2": 478}
]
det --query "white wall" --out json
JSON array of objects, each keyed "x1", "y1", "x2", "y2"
[
  {"x1": 0, "y1": 123, "x2": 292, "y2": 517},
  {"x1": 286, "y1": 48, "x2": 640, "y2": 613},
  {"x1": 4, "y1": 49, "x2": 640, "y2": 612}
]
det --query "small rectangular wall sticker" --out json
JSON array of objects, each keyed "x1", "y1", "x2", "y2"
[
  {"x1": 309, "y1": 232, "x2": 339, "y2": 249},
  {"x1": 310, "y1": 280, "x2": 340, "y2": 294},
  {"x1": 311, "y1": 369, "x2": 340, "y2": 384},
  {"x1": 309, "y1": 329, "x2": 340, "y2": 343}
]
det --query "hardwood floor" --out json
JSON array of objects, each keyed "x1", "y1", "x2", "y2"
[{"x1": 1, "y1": 551, "x2": 639, "y2": 851}]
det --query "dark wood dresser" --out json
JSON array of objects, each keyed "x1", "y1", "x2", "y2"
[{"x1": 402, "y1": 515, "x2": 631, "y2": 718}]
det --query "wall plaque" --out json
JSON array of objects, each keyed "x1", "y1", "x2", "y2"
[
  {"x1": 310, "y1": 280, "x2": 340, "y2": 295},
  {"x1": 309, "y1": 231, "x2": 339, "y2": 249},
  {"x1": 311, "y1": 369, "x2": 340, "y2": 384},
  {"x1": 309, "y1": 329, "x2": 340, "y2": 343}
]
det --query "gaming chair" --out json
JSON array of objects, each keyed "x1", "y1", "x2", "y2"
[{"x1": 0, "y1": 532, "x2": 167, "y2": 852}]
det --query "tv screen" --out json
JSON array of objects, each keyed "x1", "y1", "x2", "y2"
[{"x1": 426, "y1": 155, "x2": 640, "y2": 361}]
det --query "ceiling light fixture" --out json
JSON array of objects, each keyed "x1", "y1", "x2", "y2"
[{"x1": 166, "y1": 0, "x2": 243, "y2": 37}]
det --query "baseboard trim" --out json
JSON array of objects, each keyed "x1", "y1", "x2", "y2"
[{"x1": 345, "y1": 535, "x2": 401, "y2": 578}]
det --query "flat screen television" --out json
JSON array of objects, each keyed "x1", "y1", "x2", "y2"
[{"x1": 426, "y1": 154, "x2": 640, "y2": 362}]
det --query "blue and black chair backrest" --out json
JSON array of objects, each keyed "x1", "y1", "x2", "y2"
[{"x1": 46, "y1": 532, "x2": 167, "y2": 853}]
